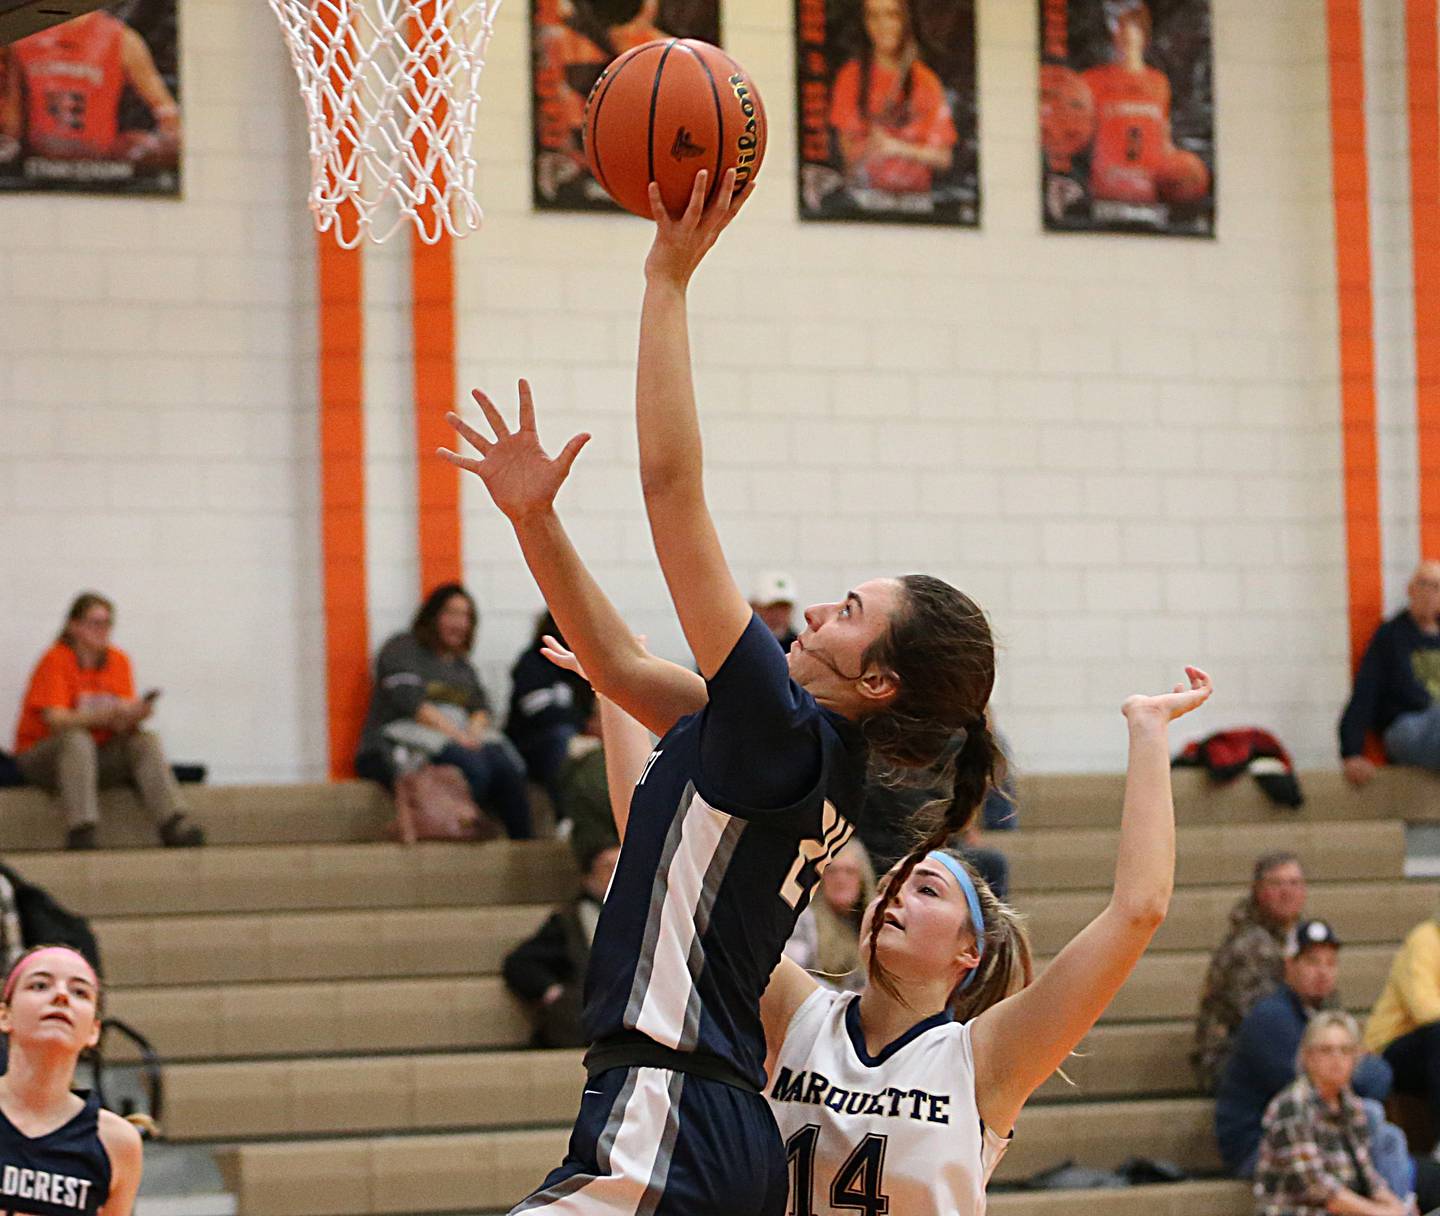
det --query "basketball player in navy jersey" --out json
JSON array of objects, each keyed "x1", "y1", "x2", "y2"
[
  {"x1": 445, "y1": 184, "x2": 1006, "y2": 1213},
  {"x1": 0, "y1": 946, "x2": 143, "y2": 1216}
]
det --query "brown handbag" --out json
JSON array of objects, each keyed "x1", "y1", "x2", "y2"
[{"x1": 387, "y1": 763, "x2": 502, "y2": 844}]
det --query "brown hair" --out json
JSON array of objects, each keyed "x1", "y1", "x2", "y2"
[
  {"x1": 411, "y1": 583, "x2": 478, "y2": 655},
  {"x1": 856, "y1": 575, "x2": 999, "y2": 999},
  {"x1": 59, "y1": 592, "x2": 115, "y2": 647}
]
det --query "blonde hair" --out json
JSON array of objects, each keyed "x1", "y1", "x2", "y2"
[
  {"x1": 811, "y1": 841, "x2": 877, "y2": 984},
  {"x1": 939, "y1": 849, "x2": 1035, "y2": 1022},
  {"x1": 1297, "y1": 1009, "x2": 1361, "y2": 1076}
]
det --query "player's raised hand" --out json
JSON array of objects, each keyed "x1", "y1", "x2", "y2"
[
  {"x1": 1121, "y1": 666, "x2": 1213, "y2": 725},
  {"x1": 440, "y1": 380, "x2": 590, "y2": 523},
  {"x1": 541, "y1": 632, "x2": 648, "y2": 684},
  {"x1": 539, "y1": 634, "x2": 587, "y2": 681},
  {"x1": 645, "y1": 168, "x2": 740, "y2": 288}
]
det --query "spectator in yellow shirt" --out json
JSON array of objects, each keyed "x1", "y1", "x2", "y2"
[{"x1": 1366, "y1": 914, "x2": 1440, "y2": 1125}]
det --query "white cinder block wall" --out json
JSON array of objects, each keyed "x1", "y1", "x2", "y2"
[
  {"x1": 0, "y1": 1, "x2": 327, "y2": 781},
  {"x1": 0, "y1": 0, "x2": 1420, "y2": 779},
  {"x1": 453, "y1": 0, "x2": 1357, "y2": 771}
]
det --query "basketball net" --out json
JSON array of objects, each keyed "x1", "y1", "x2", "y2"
[{"x1": 267, "y1": 0, "x2": 501, "y2": 247}]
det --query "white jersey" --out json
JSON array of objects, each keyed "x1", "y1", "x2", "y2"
[{"x1": 767, "y1": 987, "x2": 1010, "y2": 1216}]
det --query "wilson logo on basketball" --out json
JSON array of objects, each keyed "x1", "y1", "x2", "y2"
[
  {"x1": 669, "y1": 127, "x2": 706, "y2": 162},
  {"x1": 728, "y1": 72, "x2": 761, "y2": 193}
]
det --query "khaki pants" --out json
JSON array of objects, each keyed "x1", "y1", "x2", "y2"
[{"x1": 17, "y1": 728, "x2": 183, "y2": 830}]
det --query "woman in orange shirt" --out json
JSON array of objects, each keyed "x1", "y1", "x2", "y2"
[
  {"x1": 828, "y1": 0, "x2": 957, "y2": 195},
  {"x1": 13, "y1": 593, "x2": 203, "y2": 851}
]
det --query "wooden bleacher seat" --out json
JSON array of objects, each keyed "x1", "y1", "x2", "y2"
[{"x1": 0, "y1": 767, "x2": 1432, "y2": 1215}]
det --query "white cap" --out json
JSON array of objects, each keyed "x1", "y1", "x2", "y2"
[{"x1": 752, "y1": 570, "x2": 796, "y2": 607}]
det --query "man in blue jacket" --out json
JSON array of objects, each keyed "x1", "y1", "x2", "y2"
[
  {"x1": 1340, "y1": 560, "x2": 1440, "y2": 785},
  {"x1": 1215, "y1": 919, "x2": 1406, "y2": 1193}
]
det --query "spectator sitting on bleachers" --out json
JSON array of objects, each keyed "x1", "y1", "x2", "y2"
[
  {"x1": 1193, "y1": 851, "x2": 1307, "y2": 1091},
  {"x1": 1254, "y1": 1011, "x2": 1412, "y2": 1216},
  {"x1": 782, "y1": 839, "x2": 876, "y2": 992},
  {"x1": 1340, "y1": 559, "x2": 1440, "y2": 786},
  {"x1": 749, "y1": 570, "x2": 799, "y2": 653},
  {"x1": 505, "y1": 611, "x2": 592, "y2": 810},
  {"x1": 1365, "y1": 909, "x2": 1440, "y2": 1136},
  {"x1": 13, "y1": 592, "x2": 203, "y2": 851},
  {"x1": 502, "y1": 841, "x2": 620, "y2": 1048},
  {"x1": 1215, "y1": 919, "x2": 1406, "y2": 1195},
  {"x1": 355, "y1": 583, "x2": 532, "y2": 839}
]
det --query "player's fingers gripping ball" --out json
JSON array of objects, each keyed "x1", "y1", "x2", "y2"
[{"x1": 583, "y1": 38, "x2": 767, "y2": 219}]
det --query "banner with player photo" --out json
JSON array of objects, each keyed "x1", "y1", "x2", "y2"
[
  {"x1": 532, "y1": 0, "x2": 722, "y2": 212},
  {"x1": 795, "y1": 0, "x2": 978, "y2": 226},
  {"x1": 1039, "y1": 0, "x2": 1214, "y2": 236},
  {"x1": 0, "y1": 0, "x2": 180, "y2": 196}
]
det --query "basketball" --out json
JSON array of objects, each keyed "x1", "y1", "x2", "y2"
[
  {"x1": 582, "y1": 38, "x2": 767, "y2": 219},
  {"x1": 1156, "y1": 147, "x2": 1210, "y2": 204}
]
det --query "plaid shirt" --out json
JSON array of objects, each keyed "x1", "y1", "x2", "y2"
[
  {"x1": 1192, "y1": 898, "x2": 1287, "y2": 1090},
  {"x1": 1253, "y1": 1076, "x2": 1387, "y2": 1216}
]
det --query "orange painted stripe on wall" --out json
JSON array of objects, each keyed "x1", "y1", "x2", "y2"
[
  {"x1": 317, "y1": 237, "x2": 371, "y2": 779},
  {"x1": 1407, "y1": 0, "x2": 1440, "y2": 557},
  {"x1": 1327, "y1": 0, "x2": 1384, "y2": 669},
  {"x1": 409, "y1": 0, "x2": 462, "y2": 594},
  {"x1": 311, "y1": 1, "x2": 369, "y2": 779},
  {"x1": 413, "y1": 235, "x2": 463, "y2": 593}
]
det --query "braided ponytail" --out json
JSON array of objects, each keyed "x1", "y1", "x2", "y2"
[{"x1": 863, "y1": 718, "x2": 1004, "y2": 1002}]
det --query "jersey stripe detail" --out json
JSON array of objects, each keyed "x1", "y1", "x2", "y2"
[
  {"x1": 679, "y1": 815, "x2": 746, "y2": 1049},
  {"x1": 623, "y1": 781, "x2": 697, "y2": 1030},
  {"x1": 512, "y1": 1069, "x2": 681, "y2": 1214},
  {"x1": 629, "y1": 788, "x2": 738, "y2": 1050}
]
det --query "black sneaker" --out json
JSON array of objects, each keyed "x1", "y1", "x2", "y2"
[
  {"x1": 159, "y1": 814, "x2": 205, "y2": 848},
  {"x1": 65, "y1": 825, "x2": 98, "y2": 851}
]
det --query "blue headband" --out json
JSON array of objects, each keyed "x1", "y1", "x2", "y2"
[{"x1": 926, "y1": 851, "x2": 986, "y2": 991}]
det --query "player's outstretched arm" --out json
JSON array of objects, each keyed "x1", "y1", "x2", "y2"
[
  {"x1": 443, "y1": 384, "x2": 705, "y2": 736},
  {"x1": 539, "y1": 634, "x2": 657, "y2": 842},
  {"x1": 968, "y1": 668, "x2": 1212, "y2": 1135},
  {"x1": 638, "y1": 170, "x2": 751, "y2": 678}
]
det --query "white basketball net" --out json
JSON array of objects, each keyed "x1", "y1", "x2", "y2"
[{"x1": 267, "y1": 0, "x2": 501, "y2": 247}]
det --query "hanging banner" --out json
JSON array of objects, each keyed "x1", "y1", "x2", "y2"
[
  {"x1": 532, "y1": 0, "x2": 723, "y2": 212},
  {"x1": 1039, "y1": 0, "x2": 1214, "y2": 236},
  {"x1": 0, "y1": 0, "x2": 181, "y2": 196},
  {"x1": 796, "y1": 0, "x2": 979, "y2": 225}
]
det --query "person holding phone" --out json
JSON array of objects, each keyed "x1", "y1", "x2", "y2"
[{"x1": 13, "y1": 593, "x2": 203, "y2": 851}]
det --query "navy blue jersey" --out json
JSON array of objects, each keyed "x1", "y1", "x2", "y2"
[
  {"x1": 0, "y1": 1090, "x2": 111, "y2": 1215},
  {"x1": 583, "y1": 615, "x2": 869, "y2": 1089}
]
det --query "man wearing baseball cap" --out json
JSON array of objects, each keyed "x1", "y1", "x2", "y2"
[
  {"x1": 1215, "y1": 919, "x2": 1407, "y2": 1193},
  {"x1": 750, "y1": 571, "x2": 798, "y2": 652}
]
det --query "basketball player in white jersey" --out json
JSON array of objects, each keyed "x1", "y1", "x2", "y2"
[{"x1": 543, "y1": 635, "x2": 1211, "y2": 1215}]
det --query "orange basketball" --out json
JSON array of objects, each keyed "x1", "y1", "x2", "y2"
[
  {"x1": 583, "y1": 38, "x2": 767, "y2": 219},
  {"x1": 1156, "y1": 147, "x2": 1211, "y2": 204}
]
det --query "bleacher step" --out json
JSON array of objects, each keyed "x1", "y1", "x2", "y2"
[
  {"x1": 214, "y1": 1099, "x2": 1223, "y2": 1215},
  {"x1": 1002, "y1": 820, "x2": 1403, "y2": 892},
  {"x1": 1017, "y1": 767, "x2": 1439, "y2": 830},
  {"x1": 10, "y1": 840, "x2": 577, "y2": 918},
  {"x1": 106, "y1": 943, "x2": 1395, "y2": 1063},
  {"x1": 1023, "y1": 878, "x2": 1435, "y2": 955}
]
